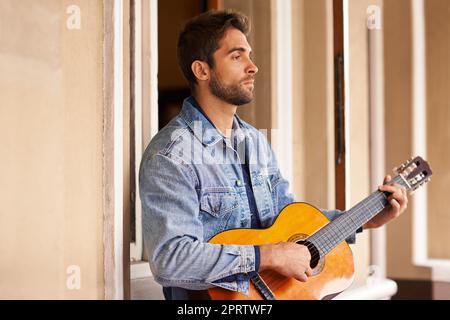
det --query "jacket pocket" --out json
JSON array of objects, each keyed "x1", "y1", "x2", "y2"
[
  {"x1": 199, "y1": 188, "x2": 239, "y2": 241},
  {"x1": 200, "y1": 189, "x2": 239, "y2": 218}
]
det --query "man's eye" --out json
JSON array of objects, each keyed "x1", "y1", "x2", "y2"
[{"x1": 232, "y1": 55, "x2": 241, "y2": 60}]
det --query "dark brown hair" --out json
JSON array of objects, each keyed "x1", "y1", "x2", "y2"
[{"x1": 177, "y1": 10, "x2": 250, "y2": 89}]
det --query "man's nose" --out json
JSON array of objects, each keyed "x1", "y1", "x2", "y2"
[{"x1": 247, "y1": 60, "x2": 258, "y2": 74}]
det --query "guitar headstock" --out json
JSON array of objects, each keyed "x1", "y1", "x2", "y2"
[{"x1": 394, "y1": 156, "x2": 433, "y2": 193}]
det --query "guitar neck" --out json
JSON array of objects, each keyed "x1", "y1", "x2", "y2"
[{"x1": 308, "y1": 175, "x2": 409, "y2": 257}]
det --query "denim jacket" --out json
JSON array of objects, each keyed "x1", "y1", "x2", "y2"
[{"x1": 139, "y1": 97, "x2": 355, "y2": 297}]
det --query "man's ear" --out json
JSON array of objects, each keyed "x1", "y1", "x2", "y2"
[{"x1": 191, "y1": 60, "x2": 210, "y2": 82}]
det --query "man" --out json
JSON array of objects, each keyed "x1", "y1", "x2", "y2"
[{"x1": 139, "y1": 10, "x2": 408, "y2": 300}]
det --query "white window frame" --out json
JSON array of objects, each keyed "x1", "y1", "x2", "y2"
[
  {"x1": 103, "y1": 0, "x2": 125, "y2": 300},
  {"x1": 129, "y1": 0, "x2": 143, "y2": 263},
  {"x1": 130, "y1": 0, "x2": 159, "y2": 278}
]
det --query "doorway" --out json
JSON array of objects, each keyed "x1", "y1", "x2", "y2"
[{"x1": 129, "y1": 0, "x2": 222, "y2": 300}]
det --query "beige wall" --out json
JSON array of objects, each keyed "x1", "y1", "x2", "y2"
[
  {"x1": 425, "y1": 0, "x2": 450, "y2": 260},
  {"x1": 384, "y1": 0, "x2": 433, "y2": 281},
  {"x1": 384, "y1": 0, "x2": 450, "y2": 283},
  {"x1": 293, "y1": 0, "x2": 336, "y2": 210},
  {"x1": 0, "y1": 0, "x2": 105, "y2": 298}
]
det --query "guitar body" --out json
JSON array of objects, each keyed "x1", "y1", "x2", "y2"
[{"x1": 207, "y1": 203, "x2": 355, "y2": 300}]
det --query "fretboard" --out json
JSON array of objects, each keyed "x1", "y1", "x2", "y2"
[{"x1": 308, "y1": 175, "x2": 408, "y2": 257}]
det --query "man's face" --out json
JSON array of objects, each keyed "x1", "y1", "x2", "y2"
[{"x1": 208, "y1": 28, "x2": 258, "y2": 106}]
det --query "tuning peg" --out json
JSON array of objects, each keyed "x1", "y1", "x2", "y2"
[{"x1": 394, "y1": 163, "x2": 406, "y2": 174}]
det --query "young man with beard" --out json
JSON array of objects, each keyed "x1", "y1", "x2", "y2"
[{"x1": 139, "y1": 10, "x2": 408, "y2": 300}]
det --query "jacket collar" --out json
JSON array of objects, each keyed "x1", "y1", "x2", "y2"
[{"x1": 179, "y1": 96, "x2": 250, "y2": 147}]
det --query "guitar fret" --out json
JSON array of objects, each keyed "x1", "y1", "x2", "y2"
[{"x1": 309, "y1": 175, "x2": 409, "y2": 256}]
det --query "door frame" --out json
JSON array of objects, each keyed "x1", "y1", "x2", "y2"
[{"x1": 103, "y1": 0, "x2": 125, "y2": 300}]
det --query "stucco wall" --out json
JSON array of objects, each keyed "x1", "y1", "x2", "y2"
[{"x1": 0, "y1": 0, "x2": 105, "y2": 299}]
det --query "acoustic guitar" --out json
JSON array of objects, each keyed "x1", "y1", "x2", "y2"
[{"x1": 208, "y1": 156, "x2": 432, "y2": 300}]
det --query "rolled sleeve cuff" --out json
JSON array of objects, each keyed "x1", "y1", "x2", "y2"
[
  {"x1": 210, "y1": 245, "x2": 257, "y2": 295},
  {"x1": 234, "y1": 245, "x2": 257, "y2": 273},
  {"x1": 254, "y1": 245, "x2": 261, "y2": 272}
]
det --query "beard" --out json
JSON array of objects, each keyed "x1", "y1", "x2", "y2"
[{"x1": 209, "y1": 71, "x2": 255, "y2": 106}]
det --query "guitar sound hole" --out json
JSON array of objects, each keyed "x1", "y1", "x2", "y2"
[{"x1": 296, "y1": 240, "x2": 321, "y2": 269}]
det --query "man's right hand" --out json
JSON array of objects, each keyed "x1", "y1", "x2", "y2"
[{"x1": 259, "y1": 242, "x2": 313, "y2": 282}]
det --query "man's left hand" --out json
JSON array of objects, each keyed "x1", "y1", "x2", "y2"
[{"x1": 363, "y1": 175, "x2": 408, "y2": 229}]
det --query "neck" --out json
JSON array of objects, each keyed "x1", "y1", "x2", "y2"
[{"x1": 193, "y1": 91, "x2": 237, "y2": 138}]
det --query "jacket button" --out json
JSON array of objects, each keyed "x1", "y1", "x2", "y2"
[{"x1": 236, "y1": 180, "x2": 243, "y2": 187}]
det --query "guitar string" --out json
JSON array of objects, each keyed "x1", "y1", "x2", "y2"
[
  {"x1": 251, "y1": 174, "x2": 411, "y2": 276},
  {"x1": 317, "y1": 193, "x2": 385, "y2": 248},
  {"x1": 298, "y1": 175, "x2": 406, "y2": 263},
  {"x1": 303, "y1": 184, "x2": 402, "y2": 263},
  {"x1": 265, "y1": 195, "x2": 380, "y2": 266},
  {"x1": 283, "y1": 192, "x2": 385, "y2": 268},
  {"x1": 304, "y1": 189, "x2": 393, "y2": 261},
  {"x1": 308, "y1": 174, "x2": 404, "y2": 250}
]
